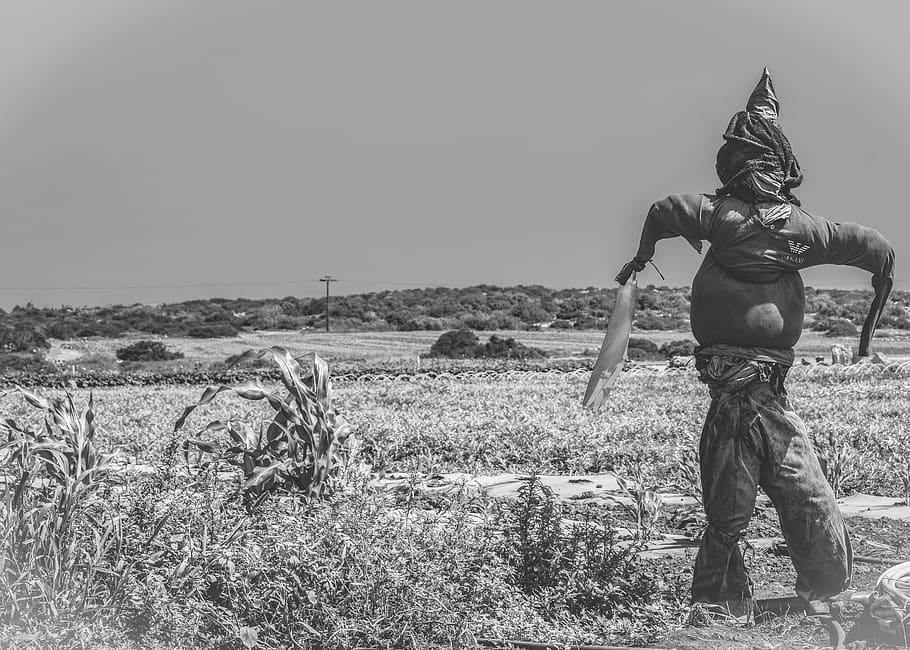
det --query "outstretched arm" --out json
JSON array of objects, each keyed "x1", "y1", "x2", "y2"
[
  {"x1": 822, "y1": 222, "x2": 895, "y2": 357},
  {"x1": 616, "y1": 194, "x2": 712, "y2": 284}
]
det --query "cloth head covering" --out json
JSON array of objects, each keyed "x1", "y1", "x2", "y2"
[{"x1": 715, "y1": 68, "x2": 803, "y2": 206}]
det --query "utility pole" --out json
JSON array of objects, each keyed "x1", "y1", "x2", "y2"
[{"x1": 319, "y1": 276, "x2": 337, "y2": 332}]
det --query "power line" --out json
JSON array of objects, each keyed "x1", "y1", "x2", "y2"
[
  {"x1": 0, "y1": 278, "x2": 440, "y2": 292},
  {"x1": 0, "y1": 279, "x2": 309, "y2": 292}
]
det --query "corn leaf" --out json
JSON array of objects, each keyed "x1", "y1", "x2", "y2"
[
  {"x1": 174, "y1": 385, "x2": 237, "y2": 431},
  {"x1": 232, "y1": 381, "x2": 273, "y2": 401},
  {"x1": 16, "y1": 387, "x2": 51, "y2": 411},
  {"x1": 243, "y1": 463, "x2": 282, "y2": 490},
  {"x1": 184, "y1": 438, "x2": 219, "y2": 455},
  {"x1": 225, "y1": 348, "x2": 270, "y2": 369}
]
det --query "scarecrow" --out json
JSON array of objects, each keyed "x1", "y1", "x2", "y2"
[{"x1": 616, "y1": 69, "x2": 895, "y2": 616}]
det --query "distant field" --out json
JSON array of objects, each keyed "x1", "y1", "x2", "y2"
[{"x1": 45, "y1": 327, "x2": 910, "y2": 370}]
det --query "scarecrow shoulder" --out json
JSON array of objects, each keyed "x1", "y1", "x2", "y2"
[
  {"x1": 634, "y1": 194, "x2": 715, "y2": 259},
  {"x1": 791, "y1": 209, "x2": 894, "y2": 275}
]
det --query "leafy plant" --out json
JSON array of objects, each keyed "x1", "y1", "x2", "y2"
[
  {"x1": 614, "y1": 461, "x2": 663, "y2": 540},
  {"x1": 814, "y1": 428, "x2": 856, "y2": 499},
  {"x1": 659, "y1": 339, "x2": 697, "y2": 359},
  {"x1": 497, "y1": 475, "x2": 659, "y2": 617},
  {"x1": 175, "y1": 348, "x2": 353, "y2": 506},
  {"x1": 116, "y1": 340, "x2": 184, "y2": 362},
  {"x1": 675, "y1": 447, "x2": 702, "y2": 504},
  {"x1": 0, "y1": 388, "x2": 133, "y2": 625},
  {"x1": 429, "y1": 328, "x2": 483, "y2": 358},
  {"x1": 875, "y1": 426, "x2": 910, "y2": 506}
]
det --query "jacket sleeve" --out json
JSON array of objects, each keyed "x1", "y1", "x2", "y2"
[
  {"x1": 634, "y1": 194, "x2": 714, "y2": 262},
  {"x1": 821, "y1": 222, "x2": 895, "y2": 356}
]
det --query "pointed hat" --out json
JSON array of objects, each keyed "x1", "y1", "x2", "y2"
[
  {"x1": 715, "y1": 68, "x2": 802, "y2": 204},
  {"x1": 746, "y1": 67, "x2": 780, "y2": 121}
]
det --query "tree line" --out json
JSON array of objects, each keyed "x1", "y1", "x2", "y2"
[{"x1": 1, "y1": 285, "x2": 908, "y2": 355}]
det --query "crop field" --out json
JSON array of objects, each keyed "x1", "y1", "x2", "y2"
[
  {"x1": 45, "y1": 327, "x2": 910, "y2": 370},
  {"x1": 4, "y1": 348, "x2": 910, "y2": 649}
]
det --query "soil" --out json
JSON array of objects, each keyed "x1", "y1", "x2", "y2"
[
  {"x1": 556, "y1": 498, "x2": 910, "y2": 649},
  {"x1": 646, "y1": 514, "x2": 910, "y2": 649},
  {"x1": 393, "y1": 475, "x2": 910, "y2": 648}
]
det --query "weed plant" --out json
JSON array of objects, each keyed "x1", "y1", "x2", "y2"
[{"x1": 496, "y1": 476, "x2": 677, "y2": 621}]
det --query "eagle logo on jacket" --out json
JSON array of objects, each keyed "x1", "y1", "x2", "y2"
[{"x1": 788, "y1": 240, "x2": 810, "y2": 255}]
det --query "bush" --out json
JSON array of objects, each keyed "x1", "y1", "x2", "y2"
[
  {"x1": 0, "y1": 353, "x2": 57, "y2": 373},
  {"x1": 185, "y1": 323, "x2": 239, "y2": 338},
  {"x1": 815, "y1": 318, "x2": 858, "y2": 337},
  {"x1": 574, "y1": 315, "x2": 601, "y2": 329},
  {"x1": 0, "y1": 325, "x2": 49, "y2": 352},
  {"x1": 659, "y1": 339, "x2": 697, "y2": 359},
  {"x1": 550, "y1": 320, "x2": 575, "y2": 329},
  {"x1": 634, "y1": 315, "x2": 683, "y2": 330},
  {"x1": 627, "y1": 338, "x2": 658, "y2": 353},
  {"x1": 483, "y1": 335, "x2": 546, "y2": 360},
  {"x1": 627, "y1": 347, "x2": 656, "y2": 361},
  {"x1": 429, "y1": 330, "x2": 547, "y2": 360},
  {"x1": 627, "y1": 337, "x2": 662, "y2": 362},
  {"x1": 430, "y1": 329, "x2": 483, "y2": 358},
  {"x1": 116, "y1": 340, "x2": 184, "y2": 362},
  {"x1": 496, "y1": 477, "x2": 661, "y2": 617}
]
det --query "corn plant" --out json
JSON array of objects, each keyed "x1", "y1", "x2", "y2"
[
  {"x1": 614, "y1": 461, "x2": 663, "y2": 540},
  {"x1": 813, "y1": 428, "x2": 856, "y2": 499},
  {"x1": 875, "y1": 426, "x2": 910, "y2": 506},
  {"x1": 675, "y1": 447, "x2": 702, "y2": 504},
  {"x1": 0, "y1": 388, "x2": 123, "y2": 624},
  {"x1": 175, "y1": 348, "x2": 352, "y2": 506}
]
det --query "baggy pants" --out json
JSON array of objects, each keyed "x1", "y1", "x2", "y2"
[{"x1": 690, "y1": 366, "x2": 853, "y2": 604}]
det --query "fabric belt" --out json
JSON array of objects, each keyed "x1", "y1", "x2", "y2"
[{"x1": 695, "y1": 354, "x2": 788, "y2": 399}]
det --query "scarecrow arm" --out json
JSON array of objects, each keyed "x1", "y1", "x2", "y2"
[
  {"x1": 618, "y1": 194, "x2": 712, "y2": 284},
  {"x1": 634, "y1": 194, "x2": 712, "y2": 261},
  {"x1": 822, "y1": 222, "x2": 895, "y2": 357}
]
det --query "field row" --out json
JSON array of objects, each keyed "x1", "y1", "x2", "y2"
[
  {"x1": 45, "y1": 327, "x2": 910, "y2": 369},
  {"x1": 4, "y1": 372, "x2": 907, "y2": 500}
]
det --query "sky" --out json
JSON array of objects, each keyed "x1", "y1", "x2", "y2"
[{"x1": 0, "y1": 0, "x2": 907, "y2": 309}]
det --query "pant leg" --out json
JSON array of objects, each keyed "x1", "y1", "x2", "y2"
[
  {"x1": 691, "y1": 393, "x2": 762, "y2": 603},
  {"x1": 750, "y1": 385, "x2": 853, "y2": 600}
]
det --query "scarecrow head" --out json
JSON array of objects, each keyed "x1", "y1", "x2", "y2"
[{"x1": 715, "y1": 68, "x2": 803, "y2": 205}]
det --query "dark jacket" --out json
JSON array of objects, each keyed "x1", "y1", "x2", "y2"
[{"x1": 634, "y1": 194, "x2": 894, "y2": 364}]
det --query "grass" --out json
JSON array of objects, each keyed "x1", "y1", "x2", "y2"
[
  {"x1": 4, "y1": 357, "x2": 910, "y2": 648},
  {"x1": 46, "y1": 327, "x2": 910, "y2": 371}
]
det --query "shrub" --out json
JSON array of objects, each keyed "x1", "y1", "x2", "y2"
[
  {"x1": 659, "y1": 339, "x2": 697, "y2": 359},
  {"x1": 116, "y1": 340, "x2": 184, "y2": 362},
  {"x1": 483, "y1": 335, "x2": 546, "y2": 360},
  {"x1": 0, "y1": 353, "x2": 57, "y2": 373},
  {"x1": 549, "y1": 320, "x2": 575, "y2": 329},
  {"x1": 496, "y1": 476, "x2": 660, "y2": 617},
  {"x1": 429, "y1": 329, "x2": 483, "y2": 358},
  {"x1": 634, "y1": 314, "x2": 683, "y2": 330},
  {"x1": 0, "y1": 325, "x2": 49, "y2": 352},
  {"x1": 399, "y1": 316, "x2": 447, "y2": 331},
  {"x1": 821, "y1": 318, "x2": 858, "y2": 337},
  {"x1": 627, "y1": 338, "x2": 658, "y2": 353},
  {"x1": 574, "y1": 315, "x2": 600, "y2": 329},
  {"x1": 186, "y1": 323, "x2": 239, "y2": 338},
  {"x1": 626, "y1": 338, "x2": 662, "y2": 362}
]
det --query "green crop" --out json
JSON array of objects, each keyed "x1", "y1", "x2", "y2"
[
  {"x1": 0, "y1": 388, "x2": 162, "y2": 626},
  {"x1": 175, "y1": 348, "x2": 353, "y2": 507}
]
